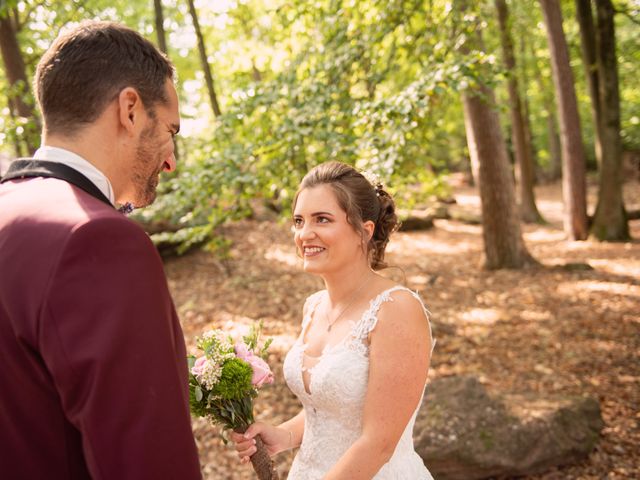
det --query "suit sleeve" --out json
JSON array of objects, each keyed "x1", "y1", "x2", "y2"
[{"x1": 40, "y1": 216, "x2": 201, "y2": 480}]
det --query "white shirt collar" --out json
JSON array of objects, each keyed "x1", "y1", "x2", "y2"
[{"x1": 33, "y1": 146, "x2": 115, "y2": 205}]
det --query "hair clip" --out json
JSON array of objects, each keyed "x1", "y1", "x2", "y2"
[{"x1": 361, "y1": 169, "x2": 384, "y2": 191}]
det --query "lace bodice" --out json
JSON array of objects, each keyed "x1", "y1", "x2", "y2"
[{"x1": 283, "y1": 286, "x2": 434, "y2": 479}]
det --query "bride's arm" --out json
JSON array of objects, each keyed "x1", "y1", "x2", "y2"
[
  {"x1": 323, "y1": 291, "x2": 432, "y2": 480},
  {"x1": 231, "y1": 293, "x2": 317, "y2": 463},
  {"x1": 230, "y1": 409, "x2": 305, "y2": 463},
  {"x1": 279, "y1": 409, "x2": 305, "y2": 450}
]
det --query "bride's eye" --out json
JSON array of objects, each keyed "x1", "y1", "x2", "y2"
[
  {"x1": 293, "y1": 217, "x2": 303, "y2": 228},
  {"x1": 317, "y1": 216, "x2": 330, "y2": 224}
]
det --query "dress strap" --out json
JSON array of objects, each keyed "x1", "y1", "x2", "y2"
[
  {"x1": 300, "y1": 290, "x2": 325, "y2": 336},
  {"x1": 352, "y1": 286, "x2": 435, "y2": 353}
]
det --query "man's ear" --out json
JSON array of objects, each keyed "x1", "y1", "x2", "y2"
[{"x1": 117, "y1": 87, "x2": 143, "y2": 134}]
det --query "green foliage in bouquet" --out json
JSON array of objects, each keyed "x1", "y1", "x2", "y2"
[
  {"x1": 243, "y1": 321, "x2": 273, "y2": 360},
  {"x1": 212, "y1": 358, "x2": 253, "y2": 399},
  {"x1": 188, "y1": 357, "x2": 253, "y2": 416},
  {"x1": 187, "y1": 324, "x2": 274, "y2": 432}
]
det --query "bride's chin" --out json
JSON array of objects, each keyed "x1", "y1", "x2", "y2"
[{"x1": 302, "y1": 261, "x2": 324, "y2": 274}]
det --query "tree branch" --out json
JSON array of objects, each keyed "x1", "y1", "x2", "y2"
[
  {"x1": 15, "y1": 0, "x2": 43, "y2": 31},
  {"x1": 614, "y1": 5, "x2": 640, "y2": 25}
]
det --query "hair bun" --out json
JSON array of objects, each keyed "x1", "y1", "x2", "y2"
[
  {"x1": 371, "y1": 186, "x2": 398, "y2": 270},
  {"x1": 294, "y1": 161, "x2": 399, "y2": 271}
]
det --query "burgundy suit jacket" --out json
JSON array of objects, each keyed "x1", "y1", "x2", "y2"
[{"x1": 0, "y1": 174, "x2": 201, "y2": 479}]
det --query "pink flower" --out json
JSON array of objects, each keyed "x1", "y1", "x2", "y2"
[
  {"x1": 234, "y1": 343, "x2": 252, "y2": 362},
  {"x1": 235, "y1": 343, "x2": 274, "y2": 387},
  {"x1": 191, "y1": 356, "x2": 207, "y2": 376},
  {"x1": 247, "y1": 355, "x2": 274, "y2": 387}
]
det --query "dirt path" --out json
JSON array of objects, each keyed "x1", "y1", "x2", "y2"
[{"x1": 165, "y1": 180, "x2": 640, "y2": 479}]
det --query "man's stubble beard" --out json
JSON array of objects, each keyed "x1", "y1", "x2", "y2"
[{"x1": 132, "y1": 120, "x2": 162, "y2": 208}]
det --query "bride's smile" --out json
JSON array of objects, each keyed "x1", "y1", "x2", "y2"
[
  {"x1": 293, "y1": 184, "x2": 371, "y2": 275},
  {"x1": 232, "y1": 162, "x2": 434, "y2": 480}
]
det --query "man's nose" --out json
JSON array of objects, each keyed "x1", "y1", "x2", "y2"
[{"x1": 163, "y1": 153, "x2": 176, "y2": 173}]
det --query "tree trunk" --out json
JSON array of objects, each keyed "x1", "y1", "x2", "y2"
[
  {"x1": 519, "y1": 50, "x2": 538, "y2": 186},
  {"x1": 530, "y1": 41, "x2": 562, "y2": 181},
  {"x1": 0, "y1": 12, "x2": 39, "y2": 154},
  {"x1": 575, "y1": 0, "x2": 602, "y2": 168},
  {"x1": 495, "y1": 0, "x2": 544, "y2": 223},
  {"x1": 187, "y1": 0, "x2": 222, "y2": 117},
  {"x1": 539, "y1": 0, "x2": 589, "y2": 240},
  {"x1": 462, "y1": 86, "x2": 537, "y2": 269},
  {"x1": 251, "y1": 59, "x2": 262, "y2": 82},
  {"x1": 6, "y1": 96, "x2": 23, "y2": 156},
  {"x1": 589, "y1": 0, "x2": 629, "y2": 240},
  {"x1": 455, "y1": 1, "x2": 537, "y2": 269},
  {"x1": 153, "y1": 0, "x2": 168, "y2": 54},
  {"x1": 545, "y1": 99, "x2": 563, "y2": 180},
  {"x1": 519, "y1": 32, "x2": 560, "y2": 183},
  {"x1": 520, "y1": 30, "x2": 562, "y2": 181},
  {"x1": 152, "y1": 0, "x2": 180, "y2": 160}
]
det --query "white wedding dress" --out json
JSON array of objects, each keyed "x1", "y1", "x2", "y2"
[{"x1": 283, "y1": 286, "x2": 434, "y2": 479}]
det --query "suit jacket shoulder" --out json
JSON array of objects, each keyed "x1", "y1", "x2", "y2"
[{"x1": 0, "y1": 176, "x2": 201, "y2": 479}]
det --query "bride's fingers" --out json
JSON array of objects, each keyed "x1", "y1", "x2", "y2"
[
  {"x1": 234, "y1": 439, "x2": 256, "y2": 453},
  {"x1": 237, "y1": 444, "x2": 257, "y2": 458},
  {"x1": 243, "y1": 423, "x2": 262, "y2": 439},
  {"x1": 231, "y1": 435, "x2": 257, "y2": 458},
  {"x1": 229, "y1": 422, "x2": 274, "y2": 463},
  {"x1": 234, "y1": 439, "x2": 257, "y2": 464}
]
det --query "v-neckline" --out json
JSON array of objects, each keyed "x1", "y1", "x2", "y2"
[
  {"x1": 299, "y1": 290, "x2": 366, "y2": 357},
  {"x1": 298, "y1": 292, "x2": 363, "y2": 396},
  {"x1": 297, "y1": 286, "x2": 406, "y2": 396}
]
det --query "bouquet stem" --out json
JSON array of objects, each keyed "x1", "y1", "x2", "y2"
[{"x1": 235, "y1": 428, "x2": 279, "y2": 480}]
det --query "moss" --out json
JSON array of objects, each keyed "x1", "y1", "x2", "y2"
[{"x1": 479, "y1": 429, "x2": 494, "y2": 451}]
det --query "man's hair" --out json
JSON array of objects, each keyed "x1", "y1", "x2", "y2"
[{"x1": 34, "y1": 21, "x2": 175, "y2": 135}]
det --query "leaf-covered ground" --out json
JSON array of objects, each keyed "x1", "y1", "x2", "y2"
[{"x1": 165, "y1": 179, "x2": 640, "y2": 479}]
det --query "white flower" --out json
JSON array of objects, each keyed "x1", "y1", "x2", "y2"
[
  {"x1": 194, "y1": 330, "x2": 236, "y2": 389},
  {"x1": 360, "y1": 169, "x2": 382, "y2": 188},
  {"x1": 197, "y1": 358, "x2": 223, "y2": 389}
]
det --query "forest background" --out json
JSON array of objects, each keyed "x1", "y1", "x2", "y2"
[{"x1": 0, "y1": 0, "x2": 638, "y2": 478}]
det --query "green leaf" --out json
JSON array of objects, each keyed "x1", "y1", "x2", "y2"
[{"x1": 187, "y1": 355, "x2": 196, "y2": 370}]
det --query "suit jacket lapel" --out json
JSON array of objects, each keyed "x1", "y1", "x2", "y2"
[{"x1": 0, "y1": 159, "x2": 113, "y2": 208}]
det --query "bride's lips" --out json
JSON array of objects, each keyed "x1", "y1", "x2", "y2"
[{"x1": 303, "y1": 245, "x2": 326, "y2": 257}]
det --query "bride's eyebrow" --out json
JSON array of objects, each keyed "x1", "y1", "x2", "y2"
[{"x1": 293, "y1": 211, "x2": 335, "y2": 218}]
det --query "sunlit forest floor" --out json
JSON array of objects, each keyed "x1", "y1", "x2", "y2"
[{"x1": 165, "y1": 178, "x2": 640, "y2": 480}]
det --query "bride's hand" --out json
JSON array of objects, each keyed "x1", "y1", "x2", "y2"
[{"x1": 229, "y1": 422, "x2": 291, "y2": 464}]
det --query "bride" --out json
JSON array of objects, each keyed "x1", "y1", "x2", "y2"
[{"x1": 231, "y1": 161, "x2": 434, "y2": 479}]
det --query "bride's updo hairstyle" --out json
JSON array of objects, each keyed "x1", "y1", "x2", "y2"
[{"x1": 293, "y1": 161, "x2": 399, "y2": 270}]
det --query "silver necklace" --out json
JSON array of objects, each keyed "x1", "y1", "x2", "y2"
[{"x1": 325, "y1": 275, "x2": 371, "y2": 332}]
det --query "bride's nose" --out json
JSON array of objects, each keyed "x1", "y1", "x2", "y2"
[{"x1": 298, "y1": 222, "x2": 317, "y2": 241}]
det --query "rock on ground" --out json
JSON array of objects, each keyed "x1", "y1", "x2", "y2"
[{"x1": 415, "y1": 375, "x2": 604, "y2": 480}]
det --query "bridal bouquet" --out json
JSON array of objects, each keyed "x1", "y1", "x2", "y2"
[{"x1": 188, "y1": 323, "x2": 278, "y2": 480}]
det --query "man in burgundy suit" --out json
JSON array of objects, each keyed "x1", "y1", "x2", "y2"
[{"x1": 0, "y1": 22, "x2": 202, "y2": 478}]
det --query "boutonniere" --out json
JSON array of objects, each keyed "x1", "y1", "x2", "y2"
[{"x1": 117, "y1": 202, "x2": 134, "y2": 215}]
